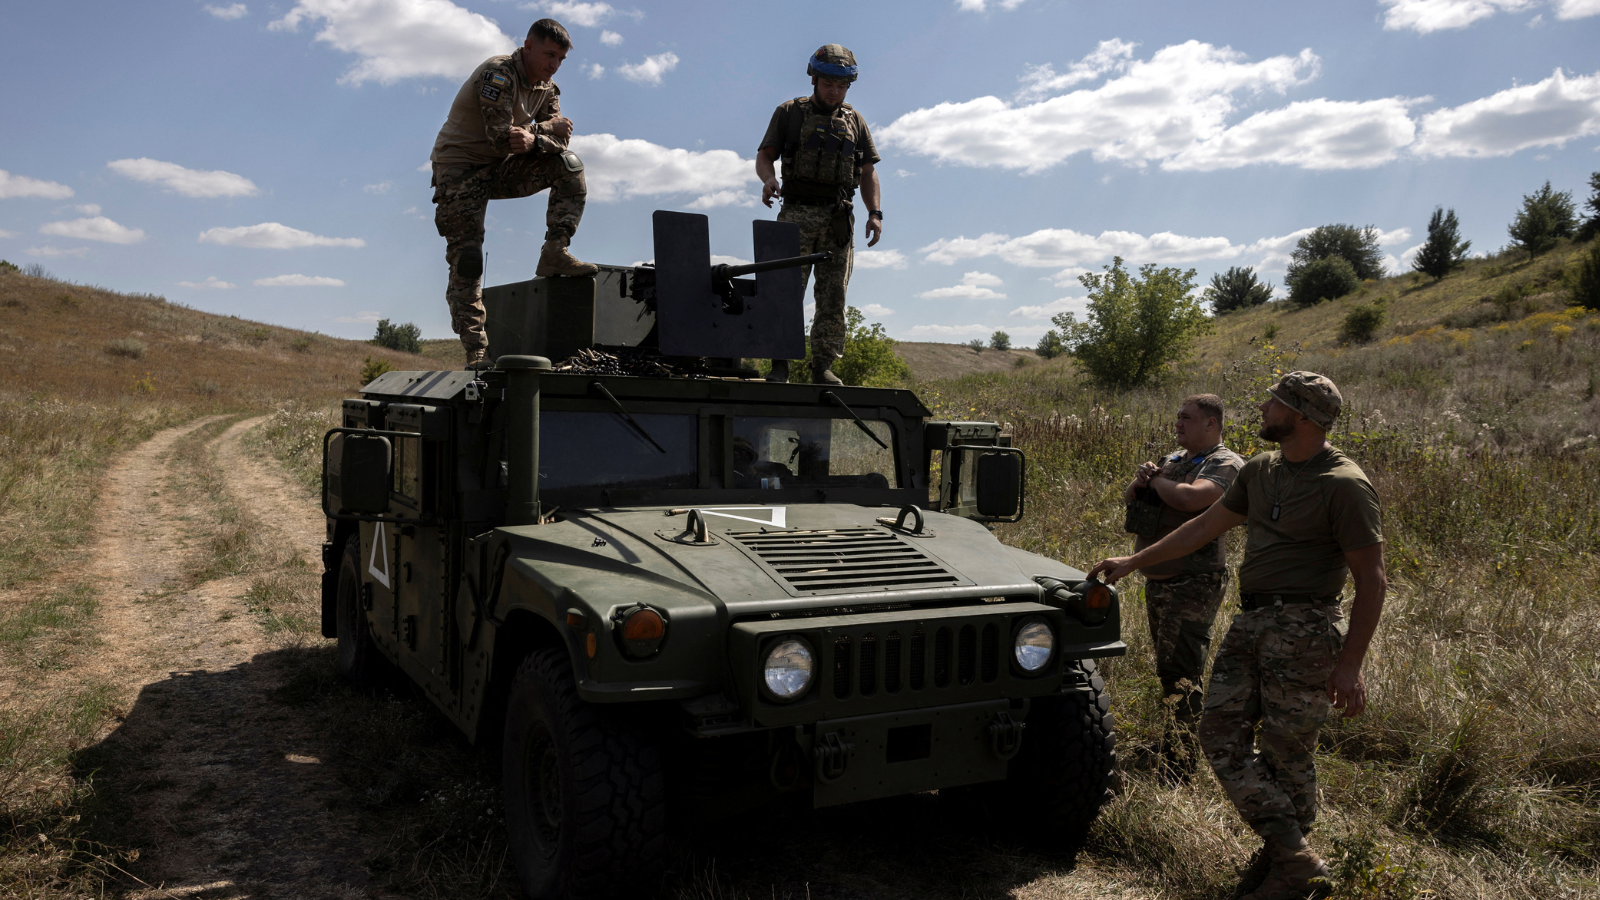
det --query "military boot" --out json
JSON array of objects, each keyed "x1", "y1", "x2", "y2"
[
  {"x1": 767, "y1": 359, "x2": 790, "y2": 383},
  {"x1": 1239, "y1": 838, "x2": 1330, "y2": 900},
  {"x1": 1229, "y1": 841, "x2": 1273, "y2": 899},
  {"x1": 464, "y1": 346, "x2": 491, "y2": 370},
  {"x1": 811, "y1": 361, "x2": 843, "y2": 386},
  {"x1": 536, "y1": 240, "x2": 599, "y2": 278}
]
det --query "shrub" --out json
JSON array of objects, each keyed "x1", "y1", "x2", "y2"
[
  {"x1": 360, "y1": 356, "x2": 395, "y2": 385},
  {"x1": 1580, "y1": 170, "x2": 1600, "y2": 241},
  {"x1": 291, "y1": 336, "x2": 313, "y2": 353},
  {"x1": 0, "y1": 260, "x2": 18, "y2": 273},
  {"x1": 1289, "y1": 256, "x2": 1360, "y2": 306},
  {"x1": 104, "y1": 338, "x2": 147, "y2": 359},
  {"x1": 1411, "y1": 207, "x2": 1472, "y2": 281},
  {"x1": 1035, "y1": 329, "x2": 1064, "y2": 359},
  {"x1": 1509, "y1": 181, "x2": 1577, "y2": 259},
  {"x1": 372, "y1": 318, "x2": 422, "y2": 354},
  {"x1": 242, "y1": 327, "x2": 272, "y2": 346},
  {"x1": 22, "y1": 263, "x2": 51, "y2": 279},
  {"x1": 1340, "y1": 301, "x2": 1387, "y2": 344},
  {"x1": 1204, "y1": 265, "x2": 1274, "y2": 313},
  {"x1": 1053, "y1": 257, "x2": 1209, "y2": 388},
  {"x1": 1571, "y1": 240, "x2": 1600, "y2": 311},
  {"x1": 1262, "y1": 323, "x2": 1280, "y2": 341},
  {"x1": 834, "y1": 307, "x2": 910, "y2": 387},
  {"x1": 1287, "y1": 224, "x2": 1386, "y2": 286},
  {"x1": 989, "y1": 331, "x2": 1011, "y2": 351},
  {"x1": 968, "y1": 339, "x2": 984, "y2": 353}
]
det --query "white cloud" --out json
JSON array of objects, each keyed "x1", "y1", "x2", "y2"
[
  {"x1": 855, "y1": 249, "x2": 908, "y2": 270},
  {"x1": 364, "y1": 181, "x2": 394, "y2": 194},
  {"x1": 569, "y1": 133, "x2": 755, "y2": 203},
  {"x1": 599, "y1": 29, "x2": 622, "y2": 45},
  {"x1": 860, "y1": 303, "x2": 895, "y2": 317},
  {"x1": 205, "y1": 2, "x2": 249, "y2": 19},
  {"x1": 0, "y1": 229, "x2": 16, "y2": 238},
  {"x1": 1554, "y1": 0, "x2": 1600, "y2": 17},
  {"x1": 335, "y1": 309, "x2": 384, "y2": 323},
  {"x1": 618, "y1": 52, "x2": 678, "y2": 86},
  {"x1": 1376, "y1": 227, "x2": 1412, "y2": 246},
  {"x1": 270, "y1": 0, "x2": 515, "y2": 85},
  {"x1": 418, "y1": 161, "x2": 432, "y2": 172},
  {"x1": 1386, "y1": 241, "x2": 1429, "y2": 275},
  {"x1": 199, "y1": 222, "x2": 365, "y2": 249},
  {"x1": 255, "y1": 274, "x2": 347, "y2": 286},
  {"x1": 1241, "y1": 228, "x2": 1315, "y2": 272},
  {"x1": 709, "y1": 254, "x2": 752, "y2": 267},
  {"x1": 920, "y1": 228, "x2": 1239, "y2": 267},
  {"x1": 585, "y1": 63, "x2": 605, "y2": 79},
  {"x1": 956, "y1": 0, "x2": 1027, "y2": 10},
  {"x1": 0, "y1": 170, "x2": 74, "y2": 200},
  {"x1": 1016, "y1": 39, "x2": 1137, "y2": 101},
  {"x1": 880, "y1": 41, "x2": 1320, "y2": 173},
  {"x1": 1380, "y1": 0, "x2": 1533, "y2": 32},
  {"x1": 1414, "y1": 68, "x2": 1600, "y2": 158},
  {"x1": 535, "y1": 1, "x2": 616, "y2": 27},
  {"x1": 909, "y1": 323, "x2": 996, "y2": 337},
  {"x1": 75, "y1": 203, "x2": 102, "y2": 215},
  {"x1": 26, "y1": 246, "x2": 89, "y2": 258},
  {"x1": 1010, "y1": 296, "x2": 1089, "y2": 319},
  {"x1": 919, "y1": 271, "x2": 1008, "y2": 300},
  {"x1": 108, "y1": 158, "x2": 260, "y2": 198},
  {"x1": 684, "y1": 190, "x2": 756, "y2": 209},
  {"x1": 1165, "y1": 97, "x2": 1420, "y2": 171},
  {"x1": 40, "y1": 216, "x2": 146, "y2": 244},
  {"x1": 1049, "y1": 267, "x2": 1091, "y2": 286},
  {"x1": 177, "y1": 276, "x2": 238, "y2": 289}
]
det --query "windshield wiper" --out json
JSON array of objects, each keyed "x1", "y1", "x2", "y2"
[
  {"x1": 588, "y1": 381, "x2": 667, "y2": 454},
  {"x1": 821, "y1": 390, "x2": 889, "y2": 450}
]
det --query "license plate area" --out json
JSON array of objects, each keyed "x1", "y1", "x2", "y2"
[{"x1": 809, "y1": 698, "x2": 1021, "y2": 808}]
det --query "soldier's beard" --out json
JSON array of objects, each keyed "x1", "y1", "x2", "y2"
[{"x1": 1258, "y1": 420, "x2": 1294, "y2": 442}]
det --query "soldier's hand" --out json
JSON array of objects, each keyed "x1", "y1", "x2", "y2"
[
  {"x1": 550, "y1": 116, "x2": 574, "y2": 141},
  {"x1": 508, "y1": 127, "x2": 537, "y2": 154},
  {"x1": 1327, "y1": 660, "x2": 1367, "y2": 718},
  {"x1": 1134, "y1": 461, "x2": 1158, "y2": 486},
  {"x1": 761, "y1": 178, "x2": 781, "y2": 208},
  {"x1": 1087, "y1": 557, "x2": 1135, "y2": 584},
  {"x1": 865, "y1": 214, "x2": 881, "y2": 247}
]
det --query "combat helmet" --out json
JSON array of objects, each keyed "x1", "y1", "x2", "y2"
[{"x1": 806, "y1": 44, "x2": 858, "y2": 82}]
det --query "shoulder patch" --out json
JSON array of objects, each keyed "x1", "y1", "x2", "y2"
[
  {"x1": 480, "y1": 84, "x2": 503, "y2": 101},
  {"x1": 485, "y1": 71, "x2": 510, "y2": 88}
]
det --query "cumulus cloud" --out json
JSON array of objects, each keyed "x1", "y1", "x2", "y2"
[
  {"x1": 1380, "y1": 0, "x2": 1533, "y2": 32},
  {"x1": 533, "y1": 1, "x2": 618, "y2": 27},
  {"x1": 880, "y1": 41, "x2": 1320, "y2": 173},
  {"x1": 177, "y1": 276, "x2": 238, "y2": 289},
  {"x1": 584, "y1": 63, "x2": 605, "y2": 78},
  {"x1": 40, "y1": 216, "x2": 146, "y2": 244},
  {"x1": 26, "y1": 246, "x2": 89, "y2": 258},
  {"x1": 205, "y1": 2, "x2": 249, "y2": 18},
  {"x1": 335, "y1": 309, "x2": 384, "y2": 323},
  {"x1": 860, "y1": 303, "x2": 895, "y2": 317},
  {"x1": 108, "y1": 158, "x2": 260, "y2": 198},
  {"x1": 364, "y1": 181, "x2": 394, "y2": 194},
  {"x1": 920, "y1": 228, "x2": 1238, "y2": 267},
  {"x1": 684, "y1": 190, "x2": 756, "y2": 209},
  {"x1": 198, "y1": 222, "x2": 365, "y2": 249},
  {"x1": 1049, "y1": 267, "x2": 1091, "y2": 286},
  {"x1": 1414, "y1": 68, "x2": 1600, "y2": 157},
  {"x1": 1165, "y1": 97, "x2": 1421, "y2": 171},
  {"x1": 255, "y1": 274, "x2": 346, "y2": 286},
  {"x1": 0, "y1": 170, "x2": 74, "y2": 200},
  {"x1": 956, "y1": 0, "x2": 1027, "y2": 10},
  {"x1": 600, "y1": 29, "x2": 622, "y2": 45},
  {"x1": 855, "y1": 249, "x2": 908, "y2": 270},
  {"x1": 1010, "y1": 296, "x2": 1089, "y2": 319},
  {"x1": 1554, "y1": 0, "x2": 1600, "y2": 16},
  {"x1": 270, "y1": 0, "x2": 514, "y2": 85},
  {"x1": 1016, "y1": 39, "x2": 1137, "y2": 101},
  {"x1": 75, "y1": 204, "x2": 102, "y2": 215},
  {"x1": 0, "y1": 229, "x2": 16, "y2": 238},
  {"x1": 919, "y1": 271, "x2": 1008, "y2": 300},
  {"x1": 618, "y1": 52, "x2": 678, "y2": 85},
  {"x1": 569, "y1": 133, "x2": 755, "y2": 204}
]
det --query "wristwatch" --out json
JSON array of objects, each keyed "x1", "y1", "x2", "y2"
[{"x1": 867, "y1": 209, "x2": 883, "y2": 219}]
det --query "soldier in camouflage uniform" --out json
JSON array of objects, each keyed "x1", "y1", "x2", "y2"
[
  {"x1": 756, "y1": 45, "x2": 883, "y2": 385},
  {"x1": 1092, "y1": 372, "x2": 1387, "y2": 900},
  {"x1": 430, "y1": 18, "x2": 597, "y2": 368},
  {"x1": 1122, "y1": 394, "x2": 1244, "y2": 780}
]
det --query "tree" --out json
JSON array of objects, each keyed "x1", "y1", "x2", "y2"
[
  {"x1": 1411, "y1": 207, "x2": 1472, "y2": 281},
  {"x1": 1035, "y1": 329, "x2": 1064, "y2": 359},
  {"x1": 1578, "y1": 170, "x2": 1600, "y2": 241},
  {"x1": 1052, "y1": 257, "x2": 1209, "y2": 388},
  {"x1": 0, "y1": 260, "x2": 18, "y2": 274},
  {"x1": 1286, "y1": 225, "x2": 1386, "y2": 287},
  {"x1": 372, "y1": 318, "x2": 422, "y2": 354},
  {"x1": 1509, "y1": 181, "x2": 1578, "y2": 259},
  {"x1": 1289, "y1": 256, "x2": 1360, "y2": 306},
  {"x1": 786, "y1": 307, "x2": 909, "y2": 386},
  {"x1": 1204, "y1": 266, "x2": 1274, "y2": 314},
  {"x1": 1572, "y1": 240, "x2": 1600, "y2": 311},
  {"x1": 989, "y1": 331, "x2": 1011, "y2": 351}
]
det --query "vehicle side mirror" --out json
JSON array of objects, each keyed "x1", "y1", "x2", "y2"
[
  {"x1": 339, "y1": 434, "x2": 393, "y2": 514},
  {"x1": 975, "y1": 450, "x2": 1023, "y2": 520}
]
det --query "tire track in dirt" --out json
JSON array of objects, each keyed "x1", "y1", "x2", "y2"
[{"x1": 68, "y1": 416, "x2": 389, "y2": 900}]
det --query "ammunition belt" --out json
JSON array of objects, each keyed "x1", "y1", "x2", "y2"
[{"x1": 1239, "y1": 591, "x2": 1338, "y2": 611}]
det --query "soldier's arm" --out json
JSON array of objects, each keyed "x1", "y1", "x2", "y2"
[
  {"x1": 859, "y1": 162, "x2": 881, "y2": 247},
  {"x1": 757, "y1": 146, "x2": 781, "y2": 207},
  {"x1": 1148, "y1": 473, "x2": 1224, "y2": 512},
  {"x1": 1089, "y1": 501, "x2": 1245, "y2": 584},
  {"x1": 530, "y1": 93, "x2": 572, "y2": 148},
  {"x1": 1328, "y1": 542, "x2": 1386, "y2": 718}
]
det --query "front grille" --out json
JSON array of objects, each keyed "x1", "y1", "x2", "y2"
[
  {"x1": 820, "y1": 619, "x2": 1006, "y2": 706},
  {"x1": 732, "y1": 528, "x2": 963, "y2": 595}
]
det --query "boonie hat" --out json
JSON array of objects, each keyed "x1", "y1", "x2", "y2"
[
  {"x1": 807, "y1": 44, "x2": 858, "y2": 82},
  {"x1": 1268, "y1": 371, "x2": 1342, "y2": 429}
]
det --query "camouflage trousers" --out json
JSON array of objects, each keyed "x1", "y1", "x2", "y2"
[
  {"x1": 433, "y1": 152, "x2": 587, "y2": 351},
  {"x1": 1198, "y1": 603, "x2": 1345, "y2": 840},
  {"x1": 778, "y1": 203, "x2": 853, "y2": 363},
  {"x1": 1144, "y1": 571, "x2": 1228, "y2": 772}
]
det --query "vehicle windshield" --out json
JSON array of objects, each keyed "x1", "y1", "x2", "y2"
[{"x1": 732, "y1": 416, "x2": 897, "y2": 489}]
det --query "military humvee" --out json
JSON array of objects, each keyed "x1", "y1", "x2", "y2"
[{"x1": 321, "y1": 212, "x2": 1124, "y2": 900}]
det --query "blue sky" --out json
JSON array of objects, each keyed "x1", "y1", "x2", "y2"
[{"x1": 3, "y1": 0, "x2": 1598, "y2": 346}]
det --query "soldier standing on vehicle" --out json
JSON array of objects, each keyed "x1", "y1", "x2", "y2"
[
  {"x1": 1090, "y1": 372, "x2": 1386, "y2": 900},
  {"x1": 755, "y1": 44, "x2": 883, "y2": 385},
  {"x1": 1122, "y1": 394, "x2": 1244, "y2": 780},
  {"x1": 431, "y1": 18, "x2": 598, "y2": 369}
]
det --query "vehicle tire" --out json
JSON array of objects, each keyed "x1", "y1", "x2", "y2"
[
  {"x1": 334, "y1": 533, "x2": 379, "y2": 684},
  {"x1": 502, "y1": 648, "x2": 665, "y2": 900}
]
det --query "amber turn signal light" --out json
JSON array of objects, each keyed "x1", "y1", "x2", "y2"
[
  {"x1": 622, "y1": 607, "x2": 666, "y2": 641},
  {"x1": 1084, "y1": 582, "x2": 1112, "y2": 610}
]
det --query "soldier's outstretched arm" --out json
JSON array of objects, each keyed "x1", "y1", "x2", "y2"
[
  {"x1": 1328, "y1": 542, "x2": 1386, "y2": 718},
  {"x1": 1088, "y1": 501, "x2": 1244, "y2": 584},
  {"x1": 859, "y1": 162, "x2": 881, "y2": 247}
]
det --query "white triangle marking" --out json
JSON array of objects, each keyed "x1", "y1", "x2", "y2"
[
  {"x1": 691, "y1": 507, "x2": 787, "y2": 528},
  {"x1": 368, "y1": 521, "x2": 391, "y2": 588}
]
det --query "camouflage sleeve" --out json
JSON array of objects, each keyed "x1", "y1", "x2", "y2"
[
  {"x1": 528, "y1": 90, "x2": 567, "y2": 153},
  {"x1": 1194, "y1": 451, "x2": 1243, "y2": 489},
  {"x1": 478, "y1": 67, "x2": 518, "y2": 156}
]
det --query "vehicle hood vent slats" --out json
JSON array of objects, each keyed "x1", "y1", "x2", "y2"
[{"x1": 731, "y1": 528, "x2": 968, "y2": 596}]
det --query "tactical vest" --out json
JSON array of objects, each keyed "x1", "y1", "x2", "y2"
[
  {"x1": 780, "y1": 98, "x2": 862, "y2": 201},
  {"x1": 1126, "y1": 448, "x2": 1224, "y2": 565}
]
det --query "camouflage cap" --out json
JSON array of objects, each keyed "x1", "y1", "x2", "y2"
[
  {"x1": 807, "y1": 44, "x2": 858, "y2": 82},
  {"x1": 1268, "y1": 371, "x2": 1342, "y2": 429}
]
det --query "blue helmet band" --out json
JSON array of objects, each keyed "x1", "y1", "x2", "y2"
[{"x1": 809, "y1": 57, "x2": 858, "y2": 78}]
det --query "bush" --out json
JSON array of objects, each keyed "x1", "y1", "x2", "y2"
[
  {"x1": 968, "y1": 339, "x2": 984, "y2": 353},
  {"x1": 1412, "y1": 207, "x2": 1472, "y2": 281},
  {"x1": 1053, "y1": 257, "x2": 1209, "y2": 388},
  {"x1": 1572, "y1": 240, "x2": 1600, "y2": 311},
  {"x1": 1287, "y1": 224, "x2": 1386, "y2": 286},
  {"x1": 291, "y1": 336, "x2": 313, "y2": 353},
  {"x1": 1509, "y1": 181, "x2": 1577, "y2": 259},
  {"x1": 1289, "y1": 256, "x2": 1361, "y2": 306},
  {"x1": 989, "y1": 331, "x2": 1011, "y2": 351},
  {"x1": 360, "y1": 356, "x2": 395, "y2": 385},
  {"x1": 1035, "y1": 329, "x2": 1064, "y2": 359},
  {"x1": 104, "y1": 338, "x2": 146, "y2": 359},
  {"x1": 834, "y1": 307, "x2": 910, "y2": 387},
  {"x1": 0, "y1": 260, "x2": 18, "y2": 274},
  {"x1": 1204, "y1": 265, "x2": 1274, "y2": 313},
  {"x1": 1580, "y1": 170, "x2": 1600, "y2": 241},
  {"x1": 1340, "y1": 301, "x2": 1387, "y2": 344},
  {"x1": 372, "y1": 319, "x2": 422, "y2": 354}
]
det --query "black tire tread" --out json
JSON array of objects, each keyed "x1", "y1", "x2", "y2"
[{"x1": 1000, "y1": 657, "x2": 1118, "y2": 848}]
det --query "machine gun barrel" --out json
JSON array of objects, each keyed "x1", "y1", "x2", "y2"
[{"x1": 713, "y1": 251, "x2": 831, "y2": 280}]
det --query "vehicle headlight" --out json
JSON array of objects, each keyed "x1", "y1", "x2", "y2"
[
  {"x1": 1014, "y1": 620, "x2": 1054, "y2": 672},
  {"x1": 762, "y1": 638, "x2": 815, "y2": 701}
]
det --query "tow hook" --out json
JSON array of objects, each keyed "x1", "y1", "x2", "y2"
[
  {"x1": 814, "y1": 731, "x2": 854, "y2": 783},
  {"x1": 988, "y1": 711, "x2": 1025, "y2": 760}
]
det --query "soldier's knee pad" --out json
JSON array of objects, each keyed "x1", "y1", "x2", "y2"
[{"x1": 456, "y1": 246, "x2": 484, "y2": 280}]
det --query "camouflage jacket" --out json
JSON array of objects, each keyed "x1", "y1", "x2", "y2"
[{"x1": 431, "y1": 53, "x2": 566, "y2": 169}]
